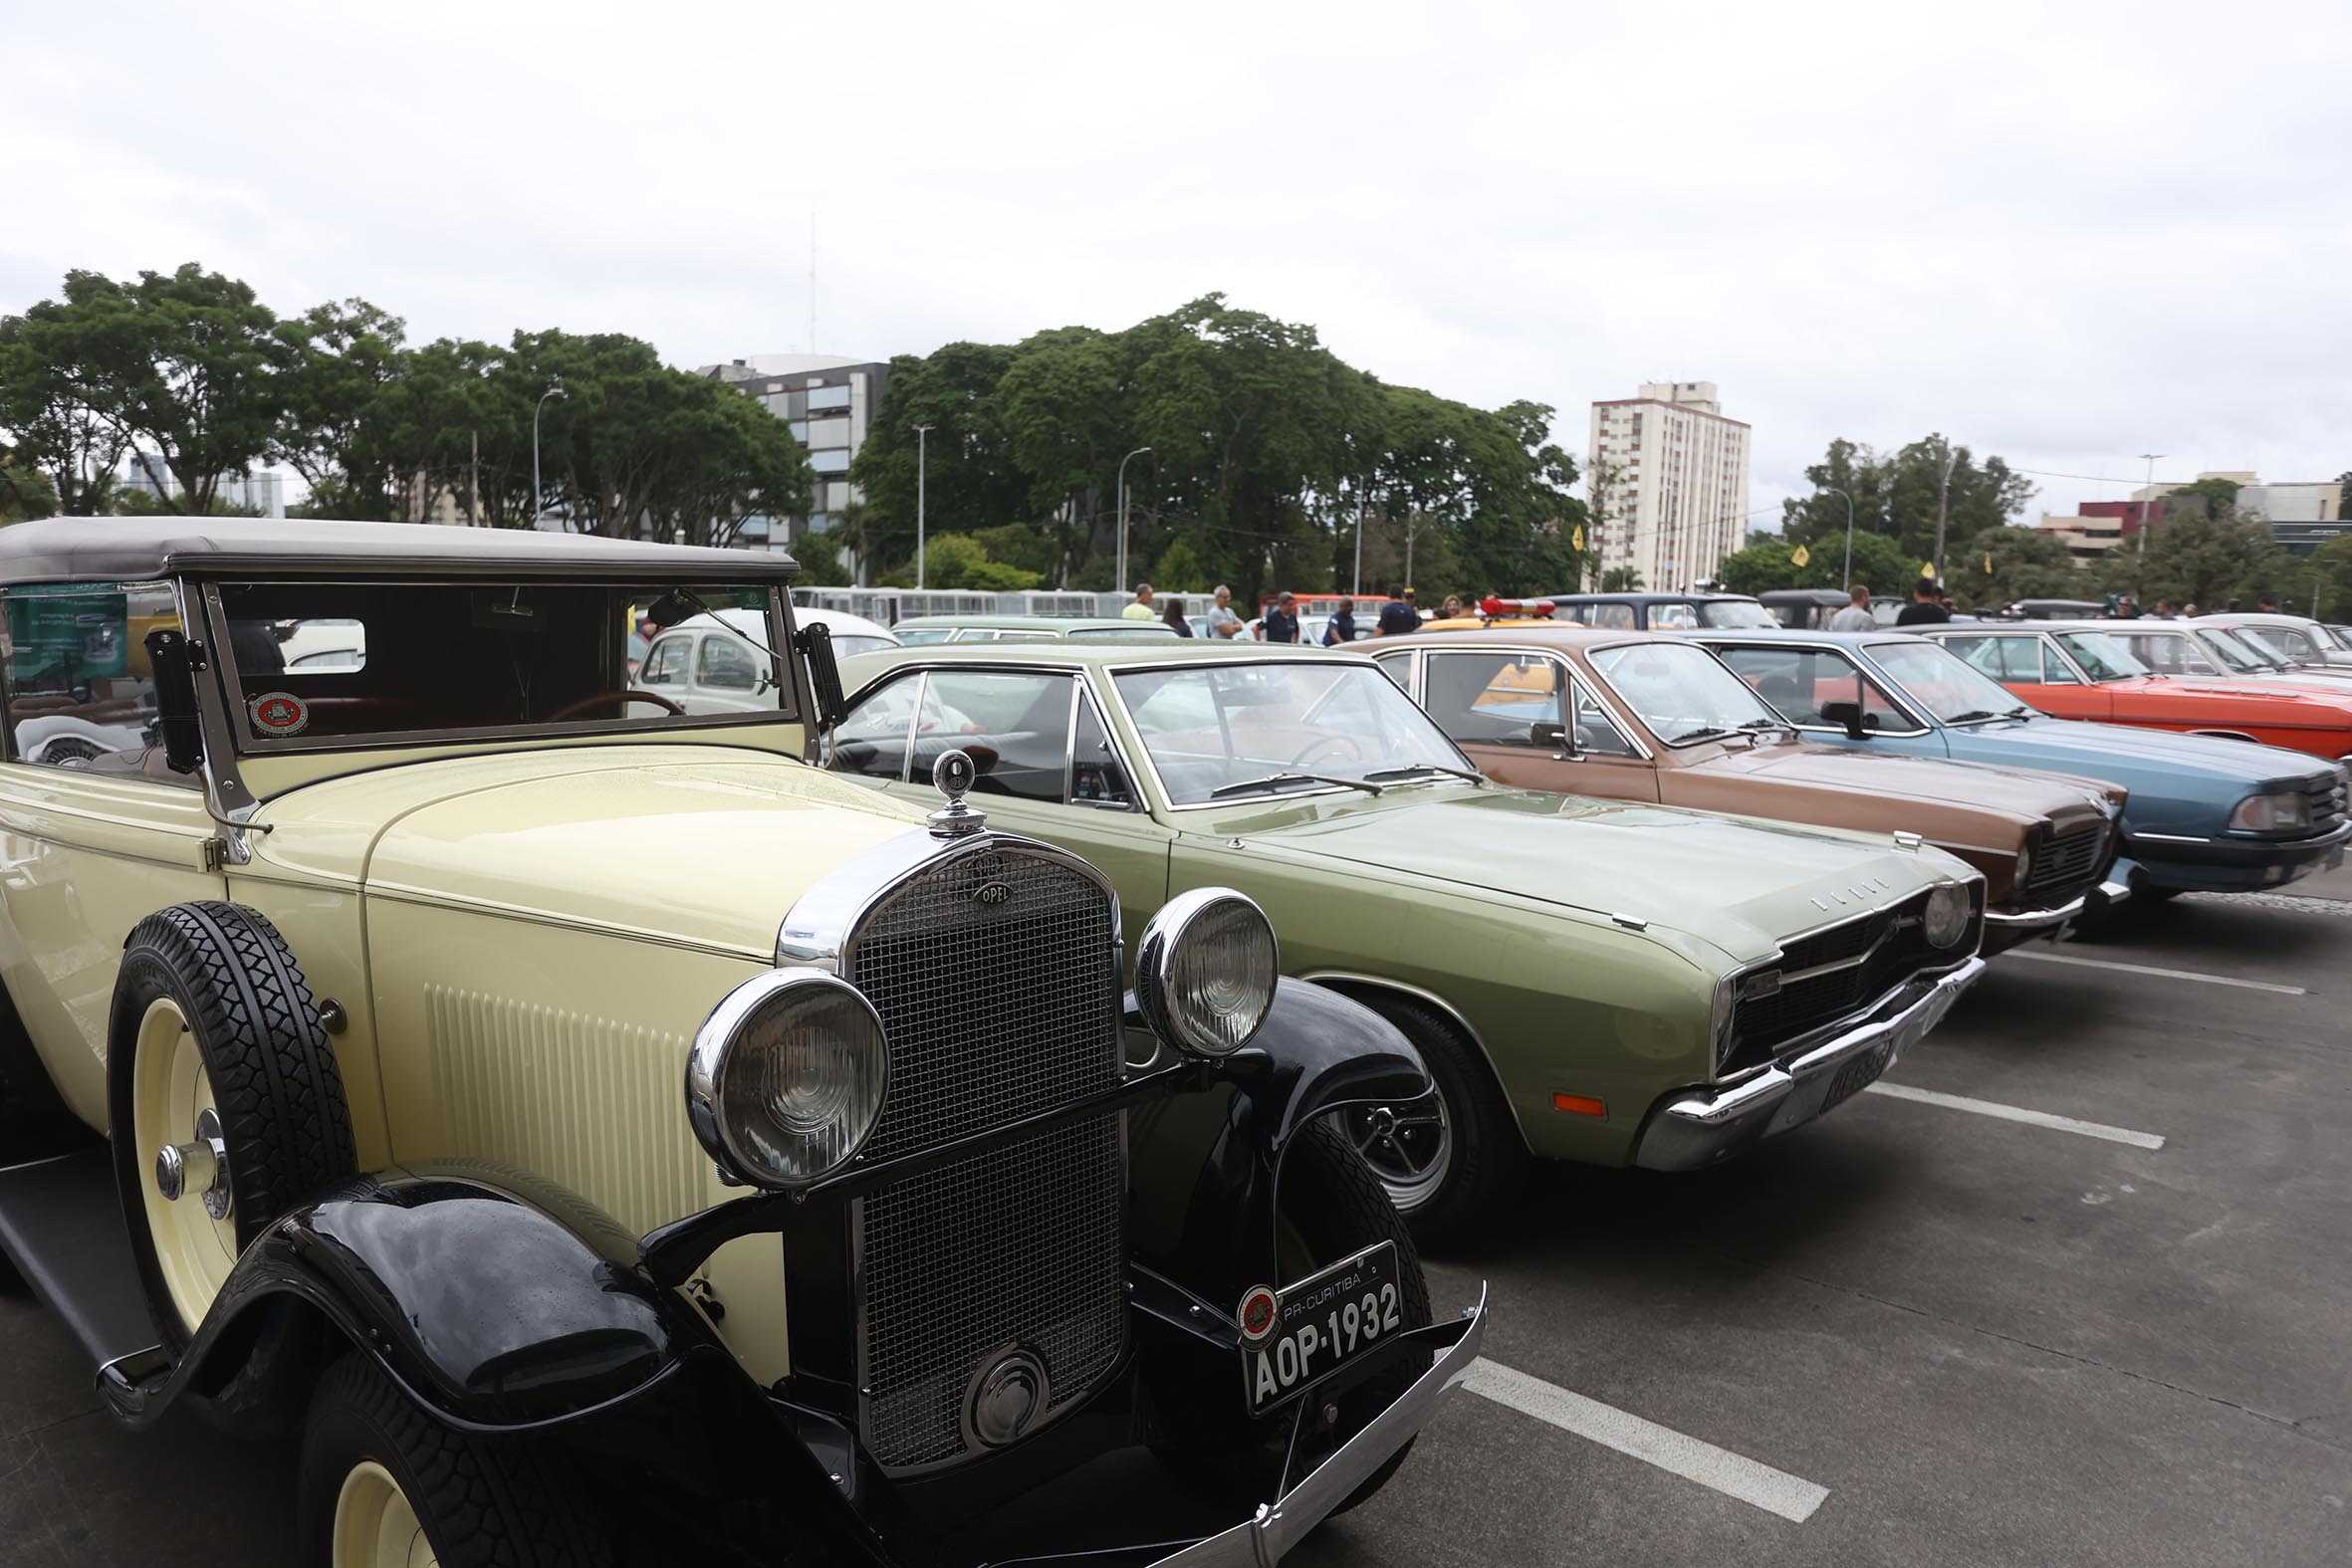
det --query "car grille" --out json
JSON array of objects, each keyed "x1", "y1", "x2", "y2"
[
  {"x1": 1728, "y1": 890, "x2": 1965, "y2": 1069},
  {"x1": 843, "y1": 842, "x2": 1126, "y2": 1472},
  {"x1": 2025, "y1": 820, "x2": 2109, "y2": 896},
  {"x1": 2300, "y1": 772, "x2": 2347, "y2": 835}
]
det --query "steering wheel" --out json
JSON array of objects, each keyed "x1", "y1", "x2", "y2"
[
  {"x1": 549, "y1": 690, "x2": 687, "y2": 722},
  {"x1": 1291, "y1": 734, "x2": 1366, "y2": 768}
]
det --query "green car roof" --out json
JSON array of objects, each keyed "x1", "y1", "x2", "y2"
[{"x1": 840, "y1": 638, "x2": 1351, "y2": 685}]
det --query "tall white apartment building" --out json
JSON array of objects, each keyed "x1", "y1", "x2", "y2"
[{"x1": 1586, "y1": 382, "x2": 1752, "y2": 589}]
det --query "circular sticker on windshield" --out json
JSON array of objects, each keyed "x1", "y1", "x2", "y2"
[{"x1": 249, "y1": 691, "x2": 309, "y2": 738}]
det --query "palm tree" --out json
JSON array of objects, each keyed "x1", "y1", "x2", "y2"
[{"x1": 1600, "y1": 567, "x2": 1645, "y2": 592}]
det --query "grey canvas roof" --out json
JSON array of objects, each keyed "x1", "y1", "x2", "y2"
[{"x1": 0, "y1": 517, "x2": 803, "y2": 584}]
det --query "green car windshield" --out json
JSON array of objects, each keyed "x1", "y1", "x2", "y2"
[
  {"x1": 1588, "y1": 641, "x2": 1782, "y2": 745},
  {"x1": 1867, "y1": 639, "x2": 2023, "y2": 723},
  {"x1": 2054, "y1": 632, "x2": 2151, "y2": 682},
  {"x1": 1112, "y1": 661, "x2": 1468, "y2": 804}
]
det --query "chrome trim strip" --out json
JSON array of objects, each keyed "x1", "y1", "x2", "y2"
[
  {"x1": 2131, "y1": 831, "x2": 2212, "y2": 844},
  {"x1": 776, "y1": 824, "x2": 1123, "y2": 971},
  {"x1": 1983, "y1": 893, "x2": 2089, "y2": 929},
  {"x1": 1147, "y1": 1287, "x2": 1490, "y2": 1567}
]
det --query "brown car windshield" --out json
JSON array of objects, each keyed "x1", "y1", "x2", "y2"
[{"x1": 215, "y1": 579, "x2": 791, "y2": 747}]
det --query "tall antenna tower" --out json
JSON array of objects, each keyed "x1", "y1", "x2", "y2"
[{"x1": 809, "y1": 213, "x2": 818, "y2": 353}]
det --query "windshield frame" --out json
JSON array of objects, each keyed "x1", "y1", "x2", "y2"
[
  {"x1": 2188, "y1": 627, "x2": 2264, "y2": 672},
  {"x1": 1106, "y1": 653, "x2": 1479, "y2": 811},
  {"x1": 2053, "y1": 630, "x2": 2153, "y2": 682},
  {"x1": 1862, "y1": 637, "x2": 2025, "y2": 727},
  {"x1": 196, "y1": 574, "x2": 807, "y2": 758},
  {"x1": 1586, "y1": 637, "x2": 1785, "y2": 747}
]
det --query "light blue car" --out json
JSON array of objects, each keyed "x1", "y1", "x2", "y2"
[{"x1": 1692, "y1": 629, "x2": 2350, "y2": 900}]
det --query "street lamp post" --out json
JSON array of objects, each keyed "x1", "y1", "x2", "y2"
[
  {"x1": 1823, "y1": 487, "x2": 1856, "y2": 589},
  {"x1": 913, "y1": 424, "x2": 934, "y2": 589},
  {"x1": 532, "y1": 379, "x2": 567, "y2": 529},
  {"x1": 1929, "y1": 440, "x2": 1960, "y2": 581},
  {"x1": 2135, "y1": 452, "x2": 2165, "y2": 557},
  {"x1": 1114, "y1": 446, "x2": 1152, "y2": 595}
]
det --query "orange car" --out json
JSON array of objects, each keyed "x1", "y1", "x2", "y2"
[{"x1": 1922, "y1": 622, "x2": 2352, "y2": 763}]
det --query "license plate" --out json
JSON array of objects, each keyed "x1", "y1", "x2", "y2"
[
  {"x1": 1241, "y1": 1240, "x2": 1402, "y2": 1417},
  {"x1": 1819, "y1": 1041, "x2": 1892, "y2": 1114}
]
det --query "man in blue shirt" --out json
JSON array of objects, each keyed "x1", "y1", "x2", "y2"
[
  {"x1": 1258, "y1": 591, "x2": 1300, "y2": 643},
  {"x1": 1376, "y1": 590, "x2": 1422, "y2": 636}
]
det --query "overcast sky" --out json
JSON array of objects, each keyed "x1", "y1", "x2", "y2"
[{"x1": 6, "y1": 0, "x2": 2348, "y2": 526}]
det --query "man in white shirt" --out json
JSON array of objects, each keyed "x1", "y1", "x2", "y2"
[
  {"x1": 1826, "y1": 584, "x2": 1877, "y2": 632},
  {"x1": 1121, "y1": 583, "x2": 1157, "y2": 620},
  {"x1": 1207, "y1": 584, "x2": 1245, "y2": 639}
]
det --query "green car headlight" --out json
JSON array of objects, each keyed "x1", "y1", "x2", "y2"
[
  {"x1": 2229, "y1": 791, "x2": 2311, "y2": 833},
  {"x1": 1923, "y1": 883, "x2": 1971, "y2": 949},
  {"x1": 1135, "y1": 888, "x2": 1279, "y2": 1057},
  {"x1": 687, "y1": 970, "x2": 890, "y2": 1188}
]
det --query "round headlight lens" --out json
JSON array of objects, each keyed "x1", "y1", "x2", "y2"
[
  {"x1": 1923, "y1": 883, "x2": 1971, "y2": 949},
  {"x1": 687, "y1": 971, "x2": 888, "y2": 1188},
  {"x1": 1136, "y1": 889, "x2": 1279, "y2": 1057}
]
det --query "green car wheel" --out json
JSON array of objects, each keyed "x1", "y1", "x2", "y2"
[{"x1": 1337, "y1": 996, "x2": 1528, "y2": 1250}]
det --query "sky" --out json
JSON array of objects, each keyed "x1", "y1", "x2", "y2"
[{"x1": 5, "y1": 0, "x2": 2349, "y2": 528}]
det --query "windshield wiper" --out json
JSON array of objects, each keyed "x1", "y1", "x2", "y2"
[
  {"x1": 1363, "y1": 763, "x2": 1485, "y2": 785},
  {"x1": 1737, "y1": 717, "x2": 1793, "y2": 735},
  {"x1": 1945, "y1": 709, "x2": 2001, "y2": 724},
  {"x1": 1668, "y1": 725, "x2": 1737, "y2": 745},
  {"x1": 2004, "y1": 705, "x2": 2033, "y2": 719},
  {"x1": 1206, "y1": 772, "x2": 1384, "y2": 799}
]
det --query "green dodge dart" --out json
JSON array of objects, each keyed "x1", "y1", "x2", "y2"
[{"x1": 829, "y1": 641, "x2": 1987, "y2": 1242}]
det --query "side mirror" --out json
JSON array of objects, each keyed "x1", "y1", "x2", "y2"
[
  {"x1": 1529, "y1": 720, "x2": 1579, "y2": 758},
  {"x1": 144, "y1": 628, "x2": 206, "y2": 775},
  {"x1": 797, "y1": 621, "x2": 848, "y2": 729},
  {"x1": 1818, "y1": 700, "x2": 1875, "y2": 740}
]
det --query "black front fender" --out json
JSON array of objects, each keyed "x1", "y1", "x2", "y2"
[
  {"x1": 103, "y1": 1165, "x2": 708, "y2": 1433},
  {"x1": 1129, "y1": 978, "x2": 1427, "y2": 1320}
]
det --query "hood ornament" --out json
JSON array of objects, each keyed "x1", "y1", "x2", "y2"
[{"x1": 929, "y1": 749, "x2": 988, "y2": 838}]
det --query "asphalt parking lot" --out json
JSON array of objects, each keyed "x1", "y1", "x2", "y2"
[{"x1": 4, "y1": 871, "x2": 2347, "y2": 1567}]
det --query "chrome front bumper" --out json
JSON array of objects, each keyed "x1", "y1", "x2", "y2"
[
  {"x1": 1149, "y1": 1287, "x2": 1490, "y2": 1566},
  {"x1": 1984, "y1": 892, "x2": 2089, "y2": 931},
  {"x1": 1633, "y1": 957, "x2": 1987, "y2": 1172}
]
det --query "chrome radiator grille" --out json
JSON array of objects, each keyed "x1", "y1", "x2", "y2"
[
  {"x1": 1729, "y1": 889, "x2": 1963, "y2": 1066},
  {"x1": 843, "y1": 841, "x2": 1126, "y2": 1471},
  {"x1": 2026, "y1": 820, "x2": 2109, "y2": 895}
]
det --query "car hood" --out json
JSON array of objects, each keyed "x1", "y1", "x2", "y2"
[
  {"x1": 2158, "y1": 676, "x2": 2352, "y2": 711},
  {"x1": 1707, "y1": 739, "x2": 2122, "y2": 826},
  {"x1": 1949, "y1": 716, "x2": 2323, "y2": 784},
  {"x1": 1215, "y1": 786, "x2": 1967, "y2": 967},
  {"x1": 254, "y1": 744, "x2": 927, "y2": 958}
]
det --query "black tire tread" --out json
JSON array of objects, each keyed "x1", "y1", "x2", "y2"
[
  {"x1": 109, "y1": 901, "x2": 357, "y2": 1352},
  {"x1": 1353, "y1": 994, "x2": 1529, "y2": 1251},
  {"x1": 300, "y1": 1355, "x2": 616, "y2": 1568}
]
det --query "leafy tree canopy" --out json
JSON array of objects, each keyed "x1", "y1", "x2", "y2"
[{"x1": 1778, "y1": 434, "x2": 2035, "y2": 568}]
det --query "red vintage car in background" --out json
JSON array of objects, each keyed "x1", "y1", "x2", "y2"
[{"x1": 1921, "y1": 622, "x2": 2352, "y2": 763}]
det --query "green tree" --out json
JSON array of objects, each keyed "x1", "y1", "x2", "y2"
[
  {"x1": 883, "y1": 532, "x2": 1040, "y2": 591},
  {"x1": 0, "y1": 439, "x2": 60, "y2": 522},
  {"x1": 274, "y1": 298, "x2": 406, "y2": 517},
  {"x1": 1152, "y1": 536, "x2": 1210, "y2": 591},
  {"x1": 850, "y1": 342, "x2": 1028, "y2": 573},
  {"x1": 1599, "y1": 567, "x2": 1645, "y2": 591},
  {"x1": 0, "y1": 292, "x2": 132, "y2": 515},
  {"x1": 1714, "y1": 529, "x2": 1917, "y2": 597},
  {"x1": 1780, "y1": 434, "x2": 2035, "y2": 568},
  {"x1": 3, "y1": 265, "x2": 291, "y2": 514},
  {"x1": 2107, "y1": 508, "x2": 2280, "y2": 611},
  {"x1": 1945, "y1": 526, "x2": 2085, "y2": 609}
]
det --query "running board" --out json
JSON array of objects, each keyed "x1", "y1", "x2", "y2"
[{"x1": 0, "y1": 1145, "x2": 159, "y2": 1373}]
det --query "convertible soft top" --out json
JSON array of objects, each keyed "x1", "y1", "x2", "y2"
[{"x1": 0, "y1": 517, "x2": 803, "y2": 584}]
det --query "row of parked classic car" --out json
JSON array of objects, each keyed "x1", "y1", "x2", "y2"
[{"x1": 0, "y1": 518, "x2": 2342, "y2": 1568}]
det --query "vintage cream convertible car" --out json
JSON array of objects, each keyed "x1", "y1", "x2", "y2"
[{"x1": 0, "y1": 519, "x2": 1484, "y2": 1568}]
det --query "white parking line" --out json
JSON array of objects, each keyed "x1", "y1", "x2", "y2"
[
  {"x1": 1463, "y1": 1358, "x2": 1829, "y2": 1523},
  {"x1": 2006, "y1": 949, "x2": 2309, "y2": 995},
  {"x1": 1864, "y1": 1082, "x2": 2167, "y2": 1150}
]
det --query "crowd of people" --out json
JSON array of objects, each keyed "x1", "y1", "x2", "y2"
[{"x1": 1117, "y1": 582, "x2": 1473, "y2": 644}]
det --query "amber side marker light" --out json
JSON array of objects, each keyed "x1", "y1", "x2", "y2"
[{"x1": 1552, "y1": 1092, "x2": 1606, "y2": 1117}]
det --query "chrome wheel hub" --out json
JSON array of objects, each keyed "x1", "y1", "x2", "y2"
[
  {"x1": 1344, "y1": 1094, "x2": 1453, "y2": 1213},
  {"x1": 155, "y1": 1107, "x2": 232, "y2": 1221}
]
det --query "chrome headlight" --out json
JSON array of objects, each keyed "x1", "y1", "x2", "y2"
[
  {"x1": 2229, "y1": 790, "x2": 2311, "y2": 833},
  {"x1": 687, "y1": 970, "x2": 889, "y2": 1188},
  {"x1": 1923, "y1": 883, "x2": 1971, "y2": 949},
  {"x1": 1135, "y1": 888, "x2": 1279, "y2": 1057}
]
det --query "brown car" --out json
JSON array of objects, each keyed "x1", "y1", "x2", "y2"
[{"x1": 1370, "y1": 623, "x2": 2127, "y2": 951}]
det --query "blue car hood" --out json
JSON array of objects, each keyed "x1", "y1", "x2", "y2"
[{"x1": 1942, "y1": 717, "x2": 2324, "y2": 835}]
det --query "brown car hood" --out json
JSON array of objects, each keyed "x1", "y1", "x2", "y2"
[{"x1": 1688, "y1": 739, "x2": 2123, "y2": 843}]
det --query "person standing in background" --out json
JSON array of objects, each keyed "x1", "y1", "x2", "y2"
[
  {"x1": 1162, "y1": 596, "x2": 1194, "y2": 636},
  {"x1": 1122, "y1": 583, "x2": 1157, "y2": 620},
  {"x1": 1827, "y1": 584, "x2": 1876, "y2": 631},
  {"x1": 1207, "y1": 584, "x2": 1244, "y2": 639},
  {"x1": 1260, "y1": 592, "x2": 1300, "y2": 642},
  {"x1": 1322, "y1": 598, "x2": 1356, "y2": 645},
  {"x1": 1895, "y1": 578, "x2": 1952, "y2": 626},
  {"x1": 1376, "y1": 590, "x2": 1422, "y2": 636}
]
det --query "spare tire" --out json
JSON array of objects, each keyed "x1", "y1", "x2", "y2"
[{"x1": 107, "y1": 901, "x2": 356, "y2": 1348}]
